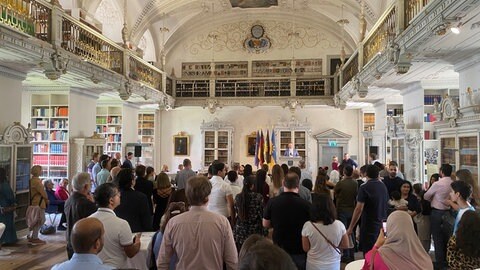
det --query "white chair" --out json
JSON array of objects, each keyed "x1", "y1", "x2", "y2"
[{"x1": 345, "y1": 259, "x2": 365, "y2": 270}]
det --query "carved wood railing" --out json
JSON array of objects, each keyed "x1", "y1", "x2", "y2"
[
  {"x1": 405, "y1": 0, "x2": 431, "y2": 28},
  {"x1": 129, "y1": 54, "x2": 162, "y2": 90},
  {"x1": 363, "y1": 4, "x2": 397, "y2": 66}
]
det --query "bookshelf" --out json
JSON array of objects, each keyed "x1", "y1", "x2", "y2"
[
  {"x1": 96, "y1": 106, "x2": 123, "y2": 155},
  {"x1": 31, "y1": 93, "x2": 69, "y2": 183},
  {"x1": 252, "y1": 60, "x2": 292, "y2": 77},
  {"x1": 135, "y1": 112, "x2": 156, "y2": 166},
  {"x1": 294, "y1": 59, "x2": 323, "y2": 76},
  {"x1": 181, "y1": 62, "x2": 212, "y2": 78},
  {"x1": 214, "y1": 62, "x2": 248, "y2": 78},
  {"x1": 278, "y1": 130, "x2": 307, "y2": 159},
  {"x1": 201, "y1": 120, "x2": 234, "y2": 168},
  {"x1": 363, "y1": 113, "x2": 375, "y2": 131}
]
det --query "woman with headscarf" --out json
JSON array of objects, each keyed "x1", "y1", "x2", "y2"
[{"x1": 362, "y1": 211, "x2": 433, "y2": 270}]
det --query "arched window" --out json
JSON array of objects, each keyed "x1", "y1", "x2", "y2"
[
  {"x1": 138, "y1": 30, "x2": 157, "y2": 63},
  {"x1": 94, "y1": 0, "x2": 123, "y2": 43}
]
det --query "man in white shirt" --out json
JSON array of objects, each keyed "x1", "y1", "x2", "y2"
[
  {"x1": 90, "y1": 183, "x2": 141, "y2": 268},
  {"x1": 207, "y1": 162, "x2": 235, "y2": 224}
]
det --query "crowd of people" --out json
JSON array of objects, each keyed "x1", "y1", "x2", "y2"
[{"x1": 1, "y1": 150, "x2": 480, "y2": 270}]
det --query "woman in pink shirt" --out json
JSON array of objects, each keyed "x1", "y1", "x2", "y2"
[
  {"x1": 54, "y1": 178, "x2": 70, "y2": 201},
  {"x1": 362, "y1": 211, "x2": 433, "y2": 270}
]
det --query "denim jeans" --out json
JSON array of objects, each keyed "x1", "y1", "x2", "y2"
[
  {"x1": 430, "y1": 209, "x2": 448, "y2": 270},
  {"x1": 338, "y1": 210, "x2": 355, "y2": 260}
]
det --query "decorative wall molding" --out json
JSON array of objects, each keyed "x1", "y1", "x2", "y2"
[
  {"x1": 185, "y1": 20, "x2": 340, "y2": 55},
  {"x1": 174, "y1": 96, "x2": 334, "y2": 108},
  {"x1": 0, "y1": 122, "x2": 33, "y2": 144},
  {"x1": 405, "y1": 129, "x2": 423, "y2": 182}
]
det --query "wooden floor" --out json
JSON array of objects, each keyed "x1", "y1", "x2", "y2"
[{"x1": 0, "y1": 229, "x2": 68, "y2": 270}]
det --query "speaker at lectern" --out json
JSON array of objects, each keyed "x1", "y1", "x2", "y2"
[{"x1": 278, "y1": 156, "x2": 302, "y2": 167}]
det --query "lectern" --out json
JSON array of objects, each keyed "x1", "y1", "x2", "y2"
[{"x1": 278, "y1": 156, "x2": 303, "y2": 167}]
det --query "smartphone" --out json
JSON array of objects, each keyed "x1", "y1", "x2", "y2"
[{"x1": 382, "y1": 220, "x2": 387, "y2": 236}]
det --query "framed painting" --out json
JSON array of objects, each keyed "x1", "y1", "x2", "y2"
[
  {"x1": 174, "y1": 135, "x2": 189, "y2": 156},
  {"x1": 247, "y1": 132, "x2": 256, "y2": 156}
]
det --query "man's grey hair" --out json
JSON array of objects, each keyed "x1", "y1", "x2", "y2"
[{"x1": 72, "y1": 172, "x2": 91, "y2": 191}]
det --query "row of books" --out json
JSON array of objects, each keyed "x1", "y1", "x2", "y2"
[
  {"x1": 33, "y1": 131, "x2": 67, "y2": 141},
  {"x1": 107, "y1": 134, "x2": 121, "y2": 142},
  {"x1": 33, "y1": 155, "x2": 68, "y2": 166},
  {"x1": 32, "y1": 107, "x2": 69, "y2": 117},
  {"x1": 424, "y1": 131, "x2": 437, "y2": 140},
  {"x1": 34, "y1": 119, "x2": 68, "y2": 129},
  {"x1": 50, "y1": 143, "x2": 68, "y2": 154},
  {"x1": 106, "y1": 144, "x2": 122, "y2": 152},
  {"x1": 424, "y1": 95, "x2": 442, "y2": 105},
  {"x1": 97, "y1": 126, "x2": 121, "y2": 133},
  {"x1": 96, "y1": 116, "x2": 122, "y2": 124},
  {"x1": 387, "y1": 108, "x2": 403, "y2": 116},
  {"x1": 424, "y1": 113, "x2": 437, "y2": 122}
]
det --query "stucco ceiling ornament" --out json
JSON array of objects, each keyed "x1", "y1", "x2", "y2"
[
  {"x1": 203, "y1": 99, "x2": 222, "y2": 114},
  {"x1": 244, "y1": 24, "x2": 271, "y2": 53},
  {"x1": 186, "y1": 20, "x2": 339, "y2": 55},
  {"x1": 439, "y1": 94, "x2": 462, "y2": 128}
]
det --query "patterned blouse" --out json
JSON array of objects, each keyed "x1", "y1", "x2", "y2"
[
  {"x1": 234, "y1": 191, "x2": 267, "y2": 250},
  {"x1": 447, "y1": 236, "x2": 480, "y2": 270}
]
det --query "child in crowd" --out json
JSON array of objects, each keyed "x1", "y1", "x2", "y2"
[{"x1": 389, "y1": 190, "x2": 408, "y2": 208}]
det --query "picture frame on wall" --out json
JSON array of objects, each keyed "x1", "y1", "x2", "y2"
[
  {"x1": 247, "y1": 132, "x2": 256, "y2": 156},
  {"x1": 174, "y1": 134, "x2": 189, "y2": 156}
]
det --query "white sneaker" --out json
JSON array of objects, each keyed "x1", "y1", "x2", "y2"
[{"x1": 0, "y1": 249, "x2": 11, "y2": 256}]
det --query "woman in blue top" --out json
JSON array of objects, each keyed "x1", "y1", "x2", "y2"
[
  {"x1": 449, "y1": 181, "x2": 474, "y2": 235},
  {"x1": 0, "y1": 168, "x2": 17, "y2": 245}
]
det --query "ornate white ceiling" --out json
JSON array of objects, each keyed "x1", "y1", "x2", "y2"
[{"x1": 75, "y1": 0, "x2": 388, "y2": 56}]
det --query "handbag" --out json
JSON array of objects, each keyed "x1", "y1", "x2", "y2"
[
  {"x1": 310, "y1": 221, "x2": 341, "y2": 254},
  {"x1": 40, "y1": 224, "x2": 56, "y2": 235},
  {"x1": 441, "y1": 209, "x2": 455, "y2": 236}
]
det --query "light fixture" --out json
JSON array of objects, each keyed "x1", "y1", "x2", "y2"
[
  {"x1": 337, "y1": 5, "x2": 349, "y2": 66},
  {"x1": 450, "y1": 24, "x2": 461, "y2": 34}
]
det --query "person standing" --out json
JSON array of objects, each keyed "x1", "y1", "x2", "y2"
[
  {"x1": 346, "y1": 165, "x2": 389, "y2": 255},
  {"x1": 90, "y1": 183, "x2": 141, "y2": 268},
  {"x1": 134, "y1": 165, "x2": 154, "y2": 215},
  {"x1": 174, "y1": 158, "x2": 196, "y2": 190},
  {"x1": 283, "y1": 142, "x2": 299, "y2": 157},
  {"x1": 122, "y1": 152, "x2": 134, "y2": 169},
  {"x1": 157, "y1": 176, "x2": 238, "y2": 269},
  {"x1": 382, "y1": 161, "x2": 404, "y2": 198},
  {"x1": 424, "y1": 164, "x2": 454, "y2": 270},
  {"x1": 27, "y1": 165, "x2": 48, "y2": 245},
  {"x1": 65, "y1": 172, "x2": 98, "y2": 259},
  {"x1": 0, "y1": 168, "x2": 17, "y2": 245},
  {"x1": 263, "y1": 172, "x2": 311, "y2": 270},
  {"x1": 334, "y1": 165, "x2": 358, "y2": 263},
  {"x1": 207, "y1": 162, "x2": 235, "y2": 224},
  {"x1": 341, "y1": 153, "x2": 358, "y2": 169}
]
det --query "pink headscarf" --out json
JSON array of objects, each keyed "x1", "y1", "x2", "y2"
[{"x1": 378, "y1": 211, "x2": 433, "y2": 270}]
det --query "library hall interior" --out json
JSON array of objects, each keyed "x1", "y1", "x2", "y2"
[{"x1": 1, "y1": 0, "x2": 480, "y2": 269}]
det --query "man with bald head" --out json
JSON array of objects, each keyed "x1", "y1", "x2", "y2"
[{"x1": 52, "y1": 217, "x2": 113, "y2": 269}]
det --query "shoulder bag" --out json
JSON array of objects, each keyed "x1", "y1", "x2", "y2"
[{"x1": 310, "y1": 221, "x2": 341, "y2": 254}]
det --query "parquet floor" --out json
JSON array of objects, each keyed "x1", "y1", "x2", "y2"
[{"x1": 0, "y1": 229, "x2": 68, "y2": 270}]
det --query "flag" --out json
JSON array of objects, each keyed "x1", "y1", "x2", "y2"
[
  {"x1": 259, "y1": 130, "x2": 265, "y2": 165},
  {"x1": 254, "y1": 130, "x2": 260, "y2": 167},
  {"x1": 265, "y1": 129, "x2": 271, "y2": 165},
  {"x1": 269, "y1": 129, "x2": 276, "y2": 167},
  {"x1": 271, "y1": 130, "x2": 277, "y2": 164}
]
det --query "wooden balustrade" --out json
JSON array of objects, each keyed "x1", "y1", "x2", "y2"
[
  {"x1": 129, "y1": 55, "x2": 162, "y2": 90},
  {"x1": 342, "y1": 51, "x2": 359, "y2": 87},
  {"x1": 405, "y1": 0, "x2": 430, "y2": 28},
  {"x1": 363, "y1": 5, "x2": 397, "y2": 66},
  {"x1": 0, "y1": 0, "x2": 51, "y2": 41},
  {"x1": 61, "y1": 14, "x2": 123, "y2": 74}
]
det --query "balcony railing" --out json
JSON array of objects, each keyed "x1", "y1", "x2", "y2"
[
  {"x1": 0, "y1": 0, "x2": 167, "y2": 92},
  {"x1": 342, "y1": 51, "x2": 359, "y2": 87},
  {"x1": 175, "y1": 76, "x2": 334, "y2": 98},
  {"x1": 129, "y1": 55, "x2": 162, "y2": 90},
  {"x1": 61, "y1": 13, "x2": 124, "y2": 74},
  {"x1": 0, "y1": 0, "x2": 51, "y2": 41},
  {"x1": 405, "y1": 0, "x2": 431, "y2": 28},
  {"x1": 363, "y1": 4, "x2": 397, "y2": 65}
]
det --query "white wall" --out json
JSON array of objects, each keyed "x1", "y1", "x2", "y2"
[
  {"x1": 458, "y1": 61, "x2": 480, "y2": 107},
  {"x1": 159, "y1": 106, "x2": 361, "y2": 175},
  {"x1": 401, "y1": 85, "x2": 424, "y2": 129},
  {"x1": 122, "y1": 104, "x2": 140, "y2": 153},
  {"x1": 0, "y1": 75, "x2": 23, "y2": 131},
  {"x1": 69, "y1": 90, "x2": 98, "y2": 138}
]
